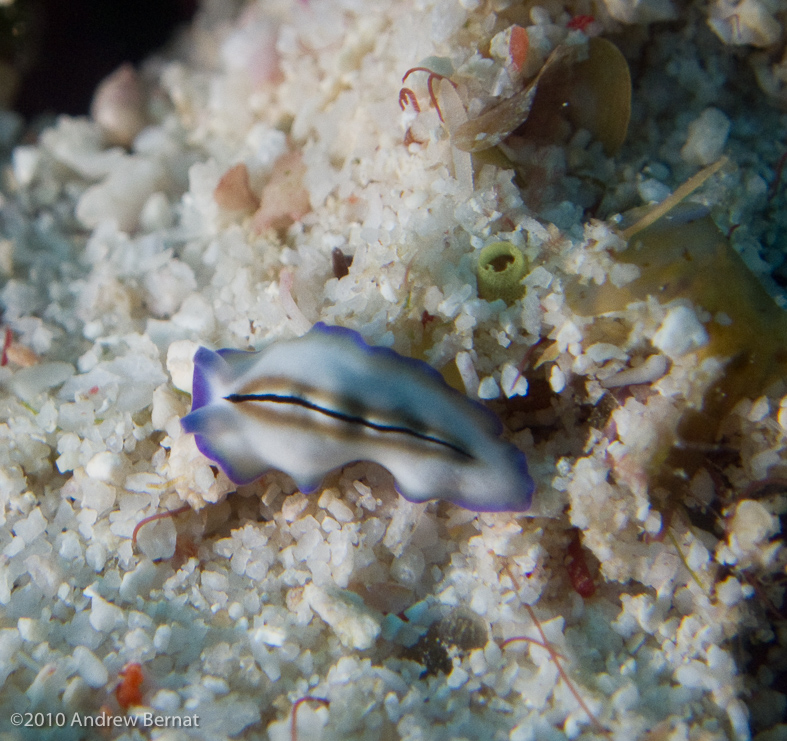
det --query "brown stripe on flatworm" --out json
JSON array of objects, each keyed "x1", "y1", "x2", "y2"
[
  {"x1": 226, "y1": 392, "x2": 473, "y2": 459},
  {"x1": 235, "y1": 377, "x2": 441, "y2": 438}
]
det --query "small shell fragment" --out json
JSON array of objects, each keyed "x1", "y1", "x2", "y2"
[
  {"x1": 90, "y1": 63, "x2": 147, "y2": 148},
  {"x1": 601, "y1": 354, "x2": 669, "y2": 388},
  {"x1": 513, "y1": 37, "x2": 632, "y2": 156},
  {"x1": 451, "y1": 46, "x2": 575, "y2": 152}
]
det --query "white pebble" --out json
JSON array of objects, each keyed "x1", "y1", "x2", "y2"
[
  {"x1": 652, "y1": 305, "x2": 709, "y2": 358},
  {"x1": 88, "y1": 593, "x2": 125, "y2": 633},
  {"x1": 716, "y1": 576, "x2": 745, "y2": 607},
  {"x1": 202, "y1": 675, "x2": 230, "y2": 695},
  {"x1": 601, "y1": 355, "x2": 669, "y2": 388},
  {"x1": 26, "y1": 664, "x2": 61, "y2": 707},
  {"x1": 62, "y1": 677, "x2": 90, "y2": 711},
  {"x1": 5, "y1": 536, "x2": 24, "y2": 558},
  {"x1": 469, "y1": 648, "x2": 487, "y2": 675},
  {"x1": 549, "y1": 365, "x2": 566, "y2": 393},
  {"x1": 12, "y1": 507, "x2": 47, "y2": 544},
  {"x1": 143, "y1": 259, "x2": 197, "y2": 318},
  {"x1": 729, "y1": 499, "x2": 779, "y2": 555},
  {"x1": 202, "y1": 571, "x2": 229, "y2": 592},
  {"x1": 680, "y1": 108, "x2": 731, "y2": 166},
  {"x1": 747, "y1": 396, "x2": 769, "y2": 422},
  {"x1": 136, "y1": 515, "x2": 177, "y2": 562},
  {"x1": 153, "y1": 625, "x2": 172, "y2": 652},
  {"x1": 727, "y1": 698, "x2": 750, "y2": 741},
  {"x1": 326, "y1": 497, "x2": 354, "y2": 523},
  {"x1": 71, "y1": 646, "x2": 108, "y2": 688},
  {"x1": 477, "y1": 376, "x2": 500, "y2": 400},
  {"x1": 119, "y1": 559, "x2": 158, "y2": 601},
  {"x1": 390, "y1": 548, "x2": 425, "y2": 587},
  {"x1": 125, "y1": 628, "x2": 155, "y2": 658},
  {"x1": 17, "y1": 618, "x2": 45, "y2": 643},
  {"x1": 228, "y1": 602, "x2": 244, "y2": 620},
  {"x1": 12, "y1": 145, "x2": 40, "y2": 187},
  {"x1": 585, "y1": 343, "x2": 628, "y2": 363},
  {"x1": 151, "y1": 689, "x2": 181, "y2": 712},
  {"x1": 501, "y1": 363, "x2": 528, "y2": 398},
  {"x1": 556, "y1": 321, "x2": 582, "y2": 351},
  {"x1": 140, "y1": 191, "x2": 174, "y2": 232},
  {"x1": 709, "y1": 0, "x2": 781, "y2": 47},
  {"x1": 246, "y1": 124, "x2": 288, "y2": 171},
  {"x1": 173, "y1": 294, "x2": 215, "y2": 335},
  {"x1": 166, "y1": 340, "x2": 200, "y2": 393},
  {"x1": 447, "y1": 666, "x2": 469, "y2": 689},
  {"x1": 530, "y1": 5, "x2": 551, "y2": 24},
  {"x1": 0, "y1": 629, "x2": 22, "y2": 677},
  {"x1": 304, "y1": 584, "x2": 381, "y2": 649},
  {"x1": 76, "y1": 156, "x2": 164, "y2": 233},
  {"x1": 455, "y1": 351, "x2": 480, "y2": 397},
  {"x1": 61, "y1": 612, "x2": 102, "y2": 651},
  {"x1": 86, "y1": 543, "x2": 107, "y2": 572},
  {"x1": 85, "y1": 451, "x2": 125, "y2": 484},
  {"x1": 81, "y1": 479, "x2": 117, "y2": 516},
  {"x1": 637, "y1": 178, "x2": 671, "y2": 203},
  {"x1": 685, "y1": 540, "x2": 709, "y2": 571},
  {"x1": 254, "y1": 625, "x2": 287, "y2": 647},
  {"x1": 249, "y1": 637, "x2": 281, "y2": 682}
]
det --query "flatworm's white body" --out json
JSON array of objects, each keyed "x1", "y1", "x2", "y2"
[{"x1": 181, "y1": 323, "x2": 533, "y2": 512}]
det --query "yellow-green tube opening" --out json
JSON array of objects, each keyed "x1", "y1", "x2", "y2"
[{"x1": 477, "y1": 242, "x2": 527, "y2": 303}]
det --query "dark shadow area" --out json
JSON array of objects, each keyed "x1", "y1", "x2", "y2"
[{"x1": 2, "y1": 0, "x2": 196, "y2": 117}]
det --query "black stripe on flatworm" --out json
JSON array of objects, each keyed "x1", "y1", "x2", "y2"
[{"x1": 226, "y1": 393, "x2": 472, "y2": 459}]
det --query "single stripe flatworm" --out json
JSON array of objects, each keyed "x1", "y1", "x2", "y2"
[{"x1": 181, "y1": 322, "x2": 533, "y2": 512}]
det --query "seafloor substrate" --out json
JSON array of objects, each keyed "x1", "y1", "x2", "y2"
[{"x1": 0, "y1": 0, "x2": 786, "y2": 739}]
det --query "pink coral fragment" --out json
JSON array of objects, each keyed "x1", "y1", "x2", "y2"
[
  {"x1": 214, "y1": 163, "x2": 260, "y2": 212},
  {"x1": 509, "y1": 26, "x2": 529, "y2": 72},
  {"x1": 252, "y1": 151, "x2": 311, "y2": 233}
]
